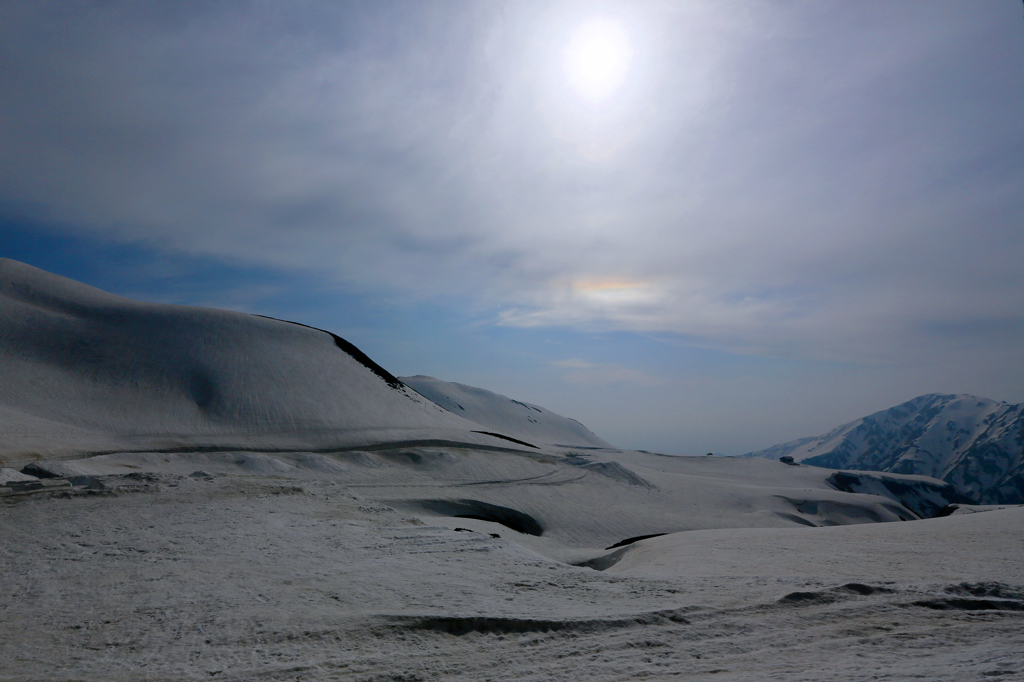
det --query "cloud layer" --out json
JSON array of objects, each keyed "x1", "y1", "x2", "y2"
[{"x1": 2, "y1": 0, "x2": 1022, "y2": 372}]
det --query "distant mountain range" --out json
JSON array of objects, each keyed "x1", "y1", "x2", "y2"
[{"x1": 745, "y1": 394, "x2": 1024, "y2": 504}]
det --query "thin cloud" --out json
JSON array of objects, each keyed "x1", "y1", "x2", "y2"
[
  {"x1": 0, "y1": 0, "x2": 1021, "y2": 371},
  {"x1": 552, "y1": 358, "x2": 663, "y2": 387}
]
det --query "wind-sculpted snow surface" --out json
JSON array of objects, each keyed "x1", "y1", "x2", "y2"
[
  {"x1": 2, "y1": 453, "x2": 1022, "y2": 681},
  {"x1": 589, "y1": 506, "x2": 1024, "y2": 582},
  {"x1": 746, "y1": 393, "x2": 1024, "y2": 504},
  {"x1": 8, "y1": 446, "x2": 965, "y2": 557},
  {"x1": 400, "y1": 375, "x2": 613, "y2": 448},
  {"x1": 0, "y1": 259, "x2": 520, "y2": 464}
]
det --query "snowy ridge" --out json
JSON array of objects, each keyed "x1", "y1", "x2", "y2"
[
  {"x1": 0, "y1": 259, "x2": 520, "y2": 464},
  {"x1": 745, "y1": 394, "x2": 1024, "y2": 504},
  {"x1": 399, "y1": 375, "x2": 613, "y2": 449}
]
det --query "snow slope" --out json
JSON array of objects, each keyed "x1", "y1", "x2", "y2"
[
  {"x1": 399, "y1": 375, "x2": 613, "y2": 448},
  {"x1": 0, "y1": 259, "x2": 517, "y2": 464},
  {"x1": 597, "y1": 505, "x2": 1024, "y2": 582},
  {"x1": 745, "y1": 394, "x2": 1024, "y2": 504}
]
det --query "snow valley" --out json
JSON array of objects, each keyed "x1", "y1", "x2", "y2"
[{"x1": 2, "y1": 259, "x2": 1022, "y2": 681}]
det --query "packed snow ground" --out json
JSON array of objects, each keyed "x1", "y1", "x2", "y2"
[
  {"x1": 2, "y1": 461, "x2": 1022, "y2": 682},
  {"x1": 12, "y1": 448, "x2": 963, "y2": 559}
]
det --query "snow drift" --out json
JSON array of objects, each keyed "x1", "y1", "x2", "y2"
[{"x1": 399, "y1": 375, "x2": 612, "y2": 449}]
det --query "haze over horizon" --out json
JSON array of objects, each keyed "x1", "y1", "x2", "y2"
[{"x1": 2, "y1": 1, "x2": 1022, "y2": 456}]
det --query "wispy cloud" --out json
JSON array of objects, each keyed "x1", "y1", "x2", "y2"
[{"x1": 552, "y1": 358, "x2": 663, "y2": 387}]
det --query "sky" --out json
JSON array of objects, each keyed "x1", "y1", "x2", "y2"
[{"x1": 2, "y1": 1, "x2": 1023, "y2": 455}]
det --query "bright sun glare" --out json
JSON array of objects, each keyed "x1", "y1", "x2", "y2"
[{"x1": 562, "y1": 19, "x2": 633, "y2": 102}]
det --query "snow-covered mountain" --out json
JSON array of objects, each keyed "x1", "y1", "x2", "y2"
[
  {"x1": 399, "y1": 375, "x2": 613, "y2": 449},
  {"x1": 8, "y1": 260, "x2": 1017, "y2": 681},
  {"x1": 745, "y1": 394, "x2": 1024, "y2": 504},
  {"x1": 0, "y1": 258, "x2": 981, "y2": 522},
  {"x1": 0, "y1": 259, "x2": 526, "y2": 464}
]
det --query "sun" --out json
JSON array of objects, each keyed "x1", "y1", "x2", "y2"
[{"x1": 562, "y1": 19, "x2": 633, "y2": 102}]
